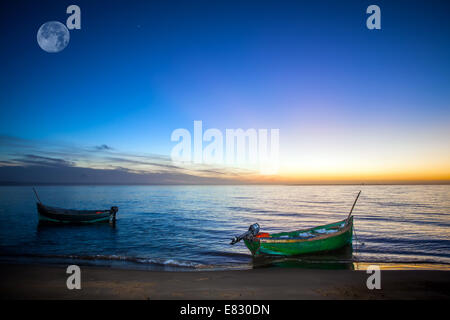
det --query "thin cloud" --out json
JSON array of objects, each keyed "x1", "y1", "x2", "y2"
[
  {"x1": 95, "y1": 144, "x2": 113, "y2": 151},
  {"x1": 0, "y1": 136, "x2": 260, "y2": 184},
  {"x1": 12, "y1": 154, "x2": 75, "y2": 167}
]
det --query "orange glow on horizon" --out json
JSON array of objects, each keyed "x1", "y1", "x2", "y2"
[{"x1": 235, "y1": 165, "x2": 450, "y2": 184}]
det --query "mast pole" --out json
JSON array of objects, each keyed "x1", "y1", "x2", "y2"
[
  {"x1": 346, "y1": 190, "x2": 361, "y2": 224},
  {"x1": 33, "y1": 187, "x2": 42, "y2": 204}
]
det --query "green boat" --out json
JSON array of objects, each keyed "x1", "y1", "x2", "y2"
[
  {"x1": 243, "y1": 217, "x2": 352, "y2": 256},
  {"x1": 231, "y1": 191, "x2": 360, "y2": 257}
]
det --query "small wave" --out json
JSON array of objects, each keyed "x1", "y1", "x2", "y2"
[
  {"x1": 227, "y1": 206, "x2": 302, "y2": 216},
  {"x1": 202, "y1": 250, "x2": 252, "y2": 258},
  {"x1": 372, "y1": 201, "x2": 434, "y2": 209},
  {"x1": 0, "y1": 253, "x2": 204, "y2": 269},
  {"x1": 296, "y1": 200, "x2": 336, "y2": 205},
  {"x1": 353, "y1": 254, "x2": 450, "y2": 266},
  {"x1": 227, "y1": 206, "x2": 273, "y2": 214}
]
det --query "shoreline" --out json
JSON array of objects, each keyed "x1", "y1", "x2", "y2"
[
  {"x1": 1, "y1": 262, "x2": 449, "y2": 299},
  {"x1": 1, "y1": 255, "x2": 450, "y2": 272}
]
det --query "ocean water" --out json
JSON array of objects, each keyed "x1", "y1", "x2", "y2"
[{"x1": 0, "y1": 185, "x2": 449, "y2": 270}]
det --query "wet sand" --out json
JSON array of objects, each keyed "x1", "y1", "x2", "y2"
[{"x1": 0, "y1": 263, "x2": 449, "y2": 300}]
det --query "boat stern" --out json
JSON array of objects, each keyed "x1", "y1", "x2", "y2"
[{"x1": 244, "y1": 238, "x2": 261, "y2": 256}]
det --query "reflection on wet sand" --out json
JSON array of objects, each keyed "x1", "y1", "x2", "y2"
[{"x1": 252, "y1": 244, "x2": 355, "y2": 270}]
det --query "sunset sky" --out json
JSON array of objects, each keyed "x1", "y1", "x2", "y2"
[{"x1": 0, "y1": 0, "x2": 449, "y2": 184}]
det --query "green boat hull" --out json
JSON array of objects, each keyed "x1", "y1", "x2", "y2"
[{"x1": 244, "y1": 217, "x2": 353, "y2": 256}]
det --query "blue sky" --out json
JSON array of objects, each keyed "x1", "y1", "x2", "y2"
[{"x1": 0, "y1": 0, "x2": 449, "y2": 183}]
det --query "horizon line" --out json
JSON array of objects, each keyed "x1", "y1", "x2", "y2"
[{"x1": 1, "y1": 182, "x2": 449, "y2": 186}]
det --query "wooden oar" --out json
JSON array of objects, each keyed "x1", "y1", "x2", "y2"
[
  {"x1": 346, "y1": 190, "x2": 361, "y2": 225},
  {"x1": 32, "y1": 187, "x2": 42, "y2": 204}
]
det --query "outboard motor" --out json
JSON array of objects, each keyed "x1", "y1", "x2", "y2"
[
  {"x1": 230, "y1": 223, "x2": 260, "y2": 245},
  {"x1": 110, "y1": 206, "x2": 119, "y2": 225}
]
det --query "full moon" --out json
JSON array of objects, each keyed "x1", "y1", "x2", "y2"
[{"x1": 37, "y1": 21, "x2": 70, "y2": 53}]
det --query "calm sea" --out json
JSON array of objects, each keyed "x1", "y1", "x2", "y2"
[{"x1": 0, "y1": 185, "x2": 449, "y2": 270}]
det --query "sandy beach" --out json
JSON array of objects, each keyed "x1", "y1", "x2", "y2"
[{"x1": 1, "y1": 263, "x2": 449, "y2": 300}]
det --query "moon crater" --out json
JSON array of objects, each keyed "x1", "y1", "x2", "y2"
[{"x1": 37, "y1": 21, "x2": 70, "y2": 53}]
